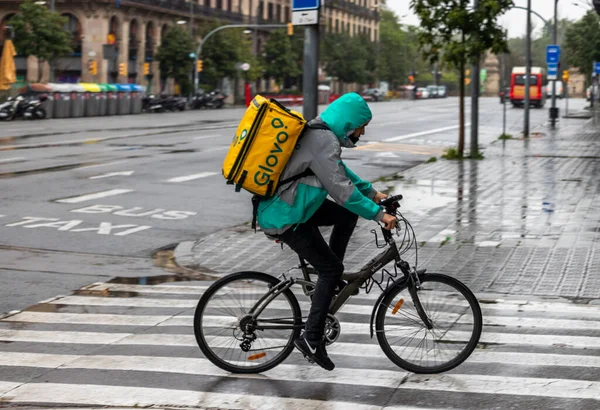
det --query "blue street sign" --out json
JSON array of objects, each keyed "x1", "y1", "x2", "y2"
[
  {"x1": 547, "y1": 63, "x2": 558, "y2": 79},
  {"x1": 546, "y1": 45, "x2": 560, "y2": 64},
  {"x1": 595, "y1": 62, "x2": 600, "y2": 75},
  {"x1": 292, "y1": 0, "x2": 319, "y2": 10}
]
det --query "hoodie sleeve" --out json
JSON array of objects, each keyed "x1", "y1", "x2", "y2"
[
  {"x1": 342, "y1": 162, "x2": 377, "y2": 199},
  {"x1": 309, "y1": 133, "x2": 383, "y2": 222}
]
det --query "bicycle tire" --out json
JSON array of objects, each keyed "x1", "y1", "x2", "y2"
[
  {"x1": 194, "y1": 271, "x2": 302, "y2": 374},
  {"x1": 376, "y1": 273, "x2": 482, "y2": 374}
]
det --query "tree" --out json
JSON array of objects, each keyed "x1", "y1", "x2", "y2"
[
  {"x1": 322, "y1": 34, "x2": 370, "y2": 93},
  {"x1": 564, "y1": 11, "x2": 600, "y2": 83},
  {"x1": 262, "y1": 29, "x2": 300, "y2": 88},
  {"x1": 201, "y1": 24, "x2": 244, "y2": 88},
  {"x1": 410, "y1": 0, "x2": 513, "y2": 158},
  {"x1": 378, "y1": 8, "x2": 408, "y2": 89},
  {"x1": 156, "y1": 25, "x2": 194, "y2": 95},
  {"x1": 10, "y1": 0, "x2": 72, "y2": 82}
]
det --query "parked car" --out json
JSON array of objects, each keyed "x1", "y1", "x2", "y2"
[
  {"x1": 416, "y1": 87, "x2": 431, "y2": 99},
  {"x1": 426, "y1": 85, "x2": 439, "y2": 98},
  {"x1": 437, "y1": 85, "x2": 448, "y2": 98},
  {"x1": 362, "y1": 88, "x2": 384, "y2": 102},
  {"x1": 545, "y1": 81, "x2": 563, "y2": 99}
]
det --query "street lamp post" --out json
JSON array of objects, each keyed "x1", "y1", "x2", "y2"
[
  {"x1": 524, "y1": 0, "x2": 531, "y2": 137},
  {"x1": 550, "y1": 0, "x2": 559, "y2": 128},
  {"x1": 471, "y1": 0, "x2": 480, "y2": 157}
]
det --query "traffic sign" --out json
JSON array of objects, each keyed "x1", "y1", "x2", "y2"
[
  {"x1": 547, "y1": 63, "x2": 558, "y2": 80},
  {"x1": 292, "y1": 0, "x2": 319, "y2": 10},
  {"x1": 546, "y1": 45, "x2": 560, "y2": 64},
  {"x1": 594, "y1": 62, "x2": 600, "y2": 75}
]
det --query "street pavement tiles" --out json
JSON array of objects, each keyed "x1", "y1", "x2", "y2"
[{"x1": 0, "y1": 281, "x2": 599, "y2": 409}]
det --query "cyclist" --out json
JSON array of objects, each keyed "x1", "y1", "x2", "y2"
[{"x1": 256, "y1": 92, "x2": 398, "y2": 371}]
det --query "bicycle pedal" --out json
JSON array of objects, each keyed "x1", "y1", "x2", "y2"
[{"x1": 302, "y1": 354, "x2": 315, "y2": 364}]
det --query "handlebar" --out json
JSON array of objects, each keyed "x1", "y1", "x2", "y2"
[{"x1": 378, "y1": 194, "x2": 403, "y2": 208}]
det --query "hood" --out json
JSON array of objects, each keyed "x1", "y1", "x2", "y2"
[{"x1": 319, "y1": 92, "x2": 372, "y2": 148}]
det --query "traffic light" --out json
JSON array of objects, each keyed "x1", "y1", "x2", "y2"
[
  {"x1": 144, "y1": 63, "x2": 150, "y2": 76},
  {"x1": 287, "y1": 22, "x2": 294, "y2": 36},
  {"x1": 408, "y1": 75, "x2": 414, "y2": 84},
  {"x1": 197, "y1": 60, "x2": 203, "y2": 72},
  {"x1": 88, "y1": 60, "x2": 97, "y2": 76},
  {"x1": 465, "y1": 78, "x2": 471, "y2": 85},
  {"x1": 562, "y1": 70, "x2": 569, "y2": 83},
  {"x1": 118, "y1": 63, "x2": 127, "y2": 77}
]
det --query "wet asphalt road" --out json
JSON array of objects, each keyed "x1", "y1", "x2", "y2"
[{"x1": 0, "y1": 96, "x2": 587, "y2": 313}]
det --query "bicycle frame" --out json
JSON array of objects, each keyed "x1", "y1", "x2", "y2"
[{"x1": 247, "y1": 226, "x2": 417, "y2": 332}]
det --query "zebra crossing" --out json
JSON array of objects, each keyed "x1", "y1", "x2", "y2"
[{"x1": 0, "y1": 279, "x2": 599, "y2": 409}]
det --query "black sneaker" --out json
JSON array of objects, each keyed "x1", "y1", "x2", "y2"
[{"x1": 294, "y1": 335, "x2": 335, "y2": 371}]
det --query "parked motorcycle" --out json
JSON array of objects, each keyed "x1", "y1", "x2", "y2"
[
  {"x1": 0, "y1": 95, "x2": 46, "y2": 121},
  {"x1": 142, "y1": 94, "x2": 165, "y2": 113},
  {"x1": 23, "y1": 94, "x2": 48, "y2": 120},
  {"x1": 191, "y1": 90, "x2": 226, "y2": 109}
]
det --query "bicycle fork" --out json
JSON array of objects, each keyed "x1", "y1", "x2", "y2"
[{"x1": 399, "y1": 260, "x2": 434, "y2": 330}]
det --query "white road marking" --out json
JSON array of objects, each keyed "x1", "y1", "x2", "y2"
[
  {"x1": 2, "y1": 383, "x2": 382, "y2": 410},
  {"x1": 384, "y1": 123, "x2": 472, "y2": 142},
  {"x1": 0, "y1": 381, "x2": 21, "y2": 395},
  {"x1": 77, "y1": 160, "x2": 129, "y2": 170},
  {"x1": 166, "y1": 172, "x2": 218, "y2": 182},
  {"x1": 0, "y1": 157, "x2": 26, "y2": 163},
  {"x1": 89, "y1": 171, "x2": 134, "y2": 179},
  {"x1": 55, "y1": 189, "x2": 134, "y2": 203},
  {"x1": 193, "y1": 135, "x2": 221, "y2": 140}
]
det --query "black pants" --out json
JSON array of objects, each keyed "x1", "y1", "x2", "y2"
[{"x1": 279, "y1": 199, "x2": 358, "y2": 343}]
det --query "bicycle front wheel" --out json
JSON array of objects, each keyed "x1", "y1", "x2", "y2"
[
  {"x1": 194, "y1": 271, "x2": 302, "y2": 374},
  {"x1": 376, "y1": 273, "x2": 482, "y2": 374}
]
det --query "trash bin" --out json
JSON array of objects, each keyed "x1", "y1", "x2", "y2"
[
  {"x1": 80, "y1": 83, "x2": 101, "y2": 117},
  {"x1": 130, "y1": 84, "x2": 144, "y2": 114},
  {"x1": 116, "y1": 84, "x2": 131, "y2": 115},
  {"x1": 69, "y1": 84, "x2": 86, "y2": 118},
  {"x1": 48, "y1": 83, "x2": 72, "y2": 119},
  {"x1": 103, "y1": 84, "x2": 118, "y2": 116},
  {"x1": 98, "y1": 84, "x2": 109, "y2": 116}
]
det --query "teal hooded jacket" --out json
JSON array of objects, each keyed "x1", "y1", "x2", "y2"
[{"x1": 257, "y1": 93, "x2": 384, "y2": 235}]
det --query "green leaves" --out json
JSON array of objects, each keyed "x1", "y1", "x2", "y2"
[
  {"x1": 10, "y1": 0, "x2": 72, "y2": 64},
  {"x1": 322, "y1": 33, "x2": 372, "y2": 87},
  {"x1": 156, "y1": 25, "x2": 194, "y2": 93},
  {"x1": 409, "y1": 0, "x2": 513, "y2": 69},
  {"x1": 564, "y1": 11, "x2": 600, "y2": 81},
  {"x1": 262, "y1": 29, "x2": 300, "y2": 87}
]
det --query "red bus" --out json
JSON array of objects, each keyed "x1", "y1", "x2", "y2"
[{"x1": 510, "y1": 66, "x2": 546, "y2": 108}]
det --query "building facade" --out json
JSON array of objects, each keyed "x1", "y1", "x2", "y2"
[{"x1": 0, "y1": 0, "x2": 379, "y2": 92}]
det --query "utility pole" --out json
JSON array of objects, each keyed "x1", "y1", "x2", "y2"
[
  {"x1": 470, "y1": 0, "x2": 480, "y2": 157},
  {"x1": 302, "y1": 25, "x2": 319, "y2": 120},
  {"x1": 550, "y1": 0, "x2": 558, "y2": 128},
  {"x1": 524, "y1": 0, "x2": 532, "y2": 137}
]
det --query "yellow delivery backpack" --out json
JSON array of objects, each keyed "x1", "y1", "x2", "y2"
[{"x1": 222, "y1": 95, "x2": 307, "y2": 197}]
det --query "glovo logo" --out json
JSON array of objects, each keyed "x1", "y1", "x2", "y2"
[
  {"x1": 254, "y1": 117, "x2": 288, "y2": 186},
  {"x1": 232, "y1": 129, "x2": 248, "y2": 147}
]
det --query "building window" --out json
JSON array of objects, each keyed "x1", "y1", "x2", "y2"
[
  {"x1": 268, "y1": 2, "x2": 274, "y2": 20},
  {"x1": 368, "y1": 27, "x2": 371, "y2": 39},
  {"x1": 276, "y1": 4, "x2": 281, "y2": 21},
  {"x1": 335, "y1": 19, "x2": 339, "y2": 33},
  {"x1": 285, "y1": 6, "x2": 290, "y2": 21},
  {"x1": 228, "y1": 0, "x2": 232, "y2": 11},
  {"x1": 328, "y1": 17, "x2": 332, "y2": 32},
  {"x1": 258, "y1": 0, "x2": 264, "y2": 20},
  {"x1": 216, "y1": 0, "x2": 222, "y2": 8}
]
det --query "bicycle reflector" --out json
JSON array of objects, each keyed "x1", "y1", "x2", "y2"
[
  {"x1": 392, "y1": 298, "x2": 404, "y2": 315},
  {"x1": 247, "y1": 352, "x2": 267, "y2": 361}
]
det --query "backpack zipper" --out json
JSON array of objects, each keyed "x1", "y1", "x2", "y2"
[{"x1": 228, "y1": 102, "x2": 268, "y2": 181}]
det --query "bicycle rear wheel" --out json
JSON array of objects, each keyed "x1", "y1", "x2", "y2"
[
  {"x1": 194, "y1": 271, "x2": 302, "y2": 374},
  {"x1": 376, "y1": 273, "x2": 482, "y2": 374}
]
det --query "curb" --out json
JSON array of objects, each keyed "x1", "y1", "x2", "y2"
[{"x1": 173, "y1": 240, "x2": 200, "y2": 270}]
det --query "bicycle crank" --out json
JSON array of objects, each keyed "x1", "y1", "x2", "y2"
[{"x1": 324, "y1": 314, "x2": 341, "y2": 345}]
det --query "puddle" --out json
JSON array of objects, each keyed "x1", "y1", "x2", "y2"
[
  {"x1": 380, "y1": 179, "x2": 458, "y2": 216},
  {"x1": 166, "y1": 149, "x2": 198, "y2": 154},
  {"x1": 106, "y1": 274, "x2": 194, "y2": 285},
  {"x1": 74, "y1": 289, "x2": 140, "y2": 297},
  {"x1": 0, "y1": 162, "x2": 98, "y2": 178}
]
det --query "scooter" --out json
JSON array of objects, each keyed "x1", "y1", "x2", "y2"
[
  {"x1": 191, "y1": 90, "x2": 226, "y2": 109},
  {"x1": 23, "y1": 94, "x2": 48, "y2": 120},
  {"x1": 142, "y1": 94, "x2": 165, "y2": 113},
  {"x1": 0, "y1": 95, "x2": 26, "y2": 121}
]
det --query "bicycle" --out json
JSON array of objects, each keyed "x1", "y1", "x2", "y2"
[{"x1": 194, "y1": 194, "x2": 483, "y2": 374}]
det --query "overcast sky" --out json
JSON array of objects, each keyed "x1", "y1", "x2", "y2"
[{"x1": 386, "y1": 0, "x2": 592, "y2": 38}]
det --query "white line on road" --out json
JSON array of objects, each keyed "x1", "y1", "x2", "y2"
[
  {"x1": 167, "y1": 172, "x2": 218, "y2": 183},
  {"x1": 55, "y1": 189, "x2": 134, "y2": 204},
  {"x1": 89, "y1": 171, "x2": 134, "y2": 179},
  {"x1": 384, "y1": 123, "x2": 472, "y2": 142},
  {"x1": 77, "y1": 160, "x2": 129, "y2": 170},
  {"x1": 193, "y1": 135, "x2": 222, "y2": 140},
  {"x1": 0, "y1": 157, "x2": 26, "y2": 163}
]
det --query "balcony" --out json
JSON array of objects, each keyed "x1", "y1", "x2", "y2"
[
  {"x1": 325, "y1": 0, "x2": 379, "y2": 20},
  {"x1": 122, "y1": 0, "x2": 246, "y2": 23}
]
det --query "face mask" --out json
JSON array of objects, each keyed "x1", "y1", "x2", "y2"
[{"x1": 349, "y1": 134, "x2": 360, "y2": 144}]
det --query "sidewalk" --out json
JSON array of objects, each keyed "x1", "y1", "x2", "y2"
[{"x1": 175, "y1": 118, "x2": 600, "y2": 300}]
